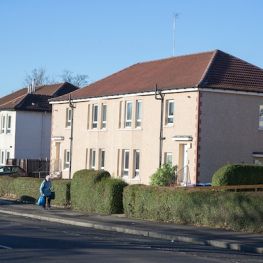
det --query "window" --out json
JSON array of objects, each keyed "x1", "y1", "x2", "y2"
[
  {"x1": 122, "y1": 150, "x2": 129, "y2": 176},
  {"x1": 125, "y1": 101, "x2": 132, "y2": 127},
  {"x1": 118, "y1": 101, "x2": 122, "y2": 128},
  {"x1": 259, "y1": 105, "x2": 263, "y2": 129},
  {"x1": 6, "y1": 151, "x2": 10, "y2": 161},
  {"x1": 166, "y1": 100, "x2": 174, "y2": 125},
  {"x1": 101, "y1": 104, "x2": 107, "y2": 129},
  {"x1": 66, "y1": 108, "x2": 72, "y2": 128},
  {"x1": 1, "y1": 115, "x2": 6, "y2": 133},
  {"x1": 0, "y1": 150, "x2": 4, "y2": 165},
  {"x1": 92, "y1": 104, "x2": 98, "y2": 129},
  {"x1": 6, "y1": 115, "x2": 11, "y2": 134},
  {"x1": 133, "y1": 150, "x2": 140, "y2": 178},
  {"x1": 164, "y1": 152, "x2": 173, "y2": 164},
  {"x1": 135, "y1": 100, "x2": 142, "y2": 128},
  {"x1": 90, "y1": 149, "x2": 96, "y2": 169},
  {"x1": 99, "y1": 149, "x2": 105, "y2": 169},
  {"x1": 64, "y1": 150, "x2": 70, "y2": 169}
]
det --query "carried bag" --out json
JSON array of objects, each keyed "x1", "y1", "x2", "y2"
[
  {"x1": 50, "y1": 191, "x2": 55, "y2": 200},
  {"x1": 37, "y1": 195, "x2": 45, "y2": 206}
]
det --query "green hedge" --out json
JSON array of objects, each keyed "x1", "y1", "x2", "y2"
[
  {"x1": 212, "y1": 164, "x2": 263, "y2": 186},
  {"x1": 0, "y1": 176, "x2": 15, "y2": 197},
  {"x1": 0, "y1": 176, "x2": 70, "y2": 207},
  {"x1": 123, "y1": 184, "x2": 263, "y2": 233},
  {"x1": 71, "y1": 169, "x2": 127, "y2": 214}
]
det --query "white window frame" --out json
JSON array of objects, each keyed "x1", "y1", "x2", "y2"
[
  {"x1": 6, "y1": 115, "x2": 11, "y2": 134},
  {"x1": 122, "y1": 150, "x2": 130, "y2": 176},
  {"x1": 125, "y1": 101, "x2": 132, "y2": 128},
  {"x1": 135, "y1": 100, "x2": 142, "y2": 128},
  {"x1": 6, "y1": 151, "x2": 10, "y2": 161},
  {"x1": 166, "y1": 100, "x2": 174, "y2": 125},
  {"x1": 92, "y1": 104, "x2": 98, "y2": 129},
  {"x1": 0, "y1": 150, "x2": 5, "y2": 165},
  {"x1": 90, "y1": 149, "x2": 96, "y2": 169},
  {"x1": 164, "y1": 152, "x2": 173, "y2": 164},
  {"x1": 64, "y1": 149, "x2": 70, "y2": 169},
  {"x1": 101, "y1": 104, "x2": 107, "y2": 129},
  {"x1": 133, "y1": 150, "x2": 140, "y2": 178},
  {"x1": 1, "y1": 115, "x2": 6, "y2": 133},
  {"x1": 99, "y1": 149, "x2": 105, "y2": 170},
  {"x1": 259, "y1": 105, "x2": 263, "y2": 130},
  {"x1": 66, "y1": 108, "x2": 72, "y2": 128}
]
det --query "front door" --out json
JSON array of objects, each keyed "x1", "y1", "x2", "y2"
[{"x1": 182, "y1": 144, "x2": 188, "y2": 183}]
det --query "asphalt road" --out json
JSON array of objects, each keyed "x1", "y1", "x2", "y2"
[{"x1": 0, "y1": 214, "x2": 262, "y2": 263}]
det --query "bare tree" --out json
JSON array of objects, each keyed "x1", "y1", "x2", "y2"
[
  {"x1": 24, "y1": 67, "x2": 51, "y2": 87},
  {"x1": 61, "y1": 70, "x2": 89, "y2": 87}
]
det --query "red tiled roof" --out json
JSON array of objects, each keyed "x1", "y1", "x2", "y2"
[
  {"x1": 0, "y1": 82, "x2": 78, "y2": 111},
  {"x1": 52, "y1": 50, "x2": 263, "y2": 102}
]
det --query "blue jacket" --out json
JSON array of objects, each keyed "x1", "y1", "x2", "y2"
[{"x1": 40, "y1": 179, "x2": 52, "y2": 197}]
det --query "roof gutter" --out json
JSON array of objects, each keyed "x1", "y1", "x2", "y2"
[{"x1": 49, "y1": 87, "x2": 199, "y2": 104}]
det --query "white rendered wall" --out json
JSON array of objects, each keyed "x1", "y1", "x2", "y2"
[
  {"x1": 15, "y1": 111, "x2": 51, "y2": 159},
  {"x1": 0, "y1": 110, "x2": 16, "y2": 163}
]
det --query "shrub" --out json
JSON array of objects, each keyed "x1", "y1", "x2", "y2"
[
  {"x1": 123, "y1": 184, "x2": 263, "y2": 232},
  {"x1": 71, "y1": 169, "x2": 127, "y2": 214},
  {"x1": 150, "y1": 163, "x2": 176, "y2": 186},
  {"x1": 212, "y1": 164, "x2": 263, "y2": 186}
]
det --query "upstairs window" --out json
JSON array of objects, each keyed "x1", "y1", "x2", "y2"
[
  {"x1": 135, "y1": 100, "x2": 142, "y2": 128},
  {"x1": 92, "y1": 104, "x2": 98, "y2": 129},
  {"x1": 101, "y1": 104, "x2": 107, "y2": 129},
  {"x1": 66, "y1": 108, "x2": 72, "y2": 128},
  {"x1": 6, "y1": 115, "x2": 11, "y2": 134},
  {"x1": 125, "y1": 101, "x2": 132, "y2": 128},
  {"x1": 1, "y1": 115, "x2": 6, "y2": 133},
  {"x1": 259, "y1": 105, "x2": 263, "y2": 129},
  {"x1": 166, "y1": 100, "x2": 174, "y2": 125}
]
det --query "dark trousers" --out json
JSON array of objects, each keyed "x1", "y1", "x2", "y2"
[{"x1": 43, "y1": 196, "x2": 51, "y2": 208}]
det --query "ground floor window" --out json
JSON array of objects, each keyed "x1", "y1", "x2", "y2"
[
  {"x1": 99, "y1": 149, "x2": 105, "y2": 170},
  {"x1": 164, "y1": 152, "x2": 173, "y2": 164},
  {"x1": 90, "y1": 149, "x2": 96, "y2": 169},
  {"x1": 64, "y1": 149, "x2": 70, "y2": 169},
  {"x1": 122, "y1": 150, "x2": 129, "y2": 176}
]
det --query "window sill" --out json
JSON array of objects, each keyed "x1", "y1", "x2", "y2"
[
  {"x1": 88, "y1": 128, "x2": 108, "y2": 132},
  {"x1": 164, "y1": 124, "x2": 174, "y2": 128},
  {"x1": 119, "y1": 127, "x2": 143, "y2": 131}
]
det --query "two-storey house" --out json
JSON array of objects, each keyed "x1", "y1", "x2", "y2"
[
  {"x1": 49, "y1": 50, "x2": 263, "y2": 185},
  {"x1": 0, "y1": 82, "x2": 78, "y2": 165}
]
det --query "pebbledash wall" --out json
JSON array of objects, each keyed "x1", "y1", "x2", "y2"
[
  {"x1": 197, "y1": 89, "x2": 263, "y2": 182},
  {"x1": 50, "y1": 90, "x2": 199, "y2": 185}
]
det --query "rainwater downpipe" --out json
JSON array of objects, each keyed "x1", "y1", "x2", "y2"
[
  {"x1": 154, "y1": 85, "x2": 165, "y2": 168},
  {"x1": 69, "y1": 95, "x2": 75, "y2": 180}
]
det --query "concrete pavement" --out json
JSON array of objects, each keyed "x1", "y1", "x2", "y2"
[{"x1": 0, "y1": 198, "x2": 262, "y2": 255}]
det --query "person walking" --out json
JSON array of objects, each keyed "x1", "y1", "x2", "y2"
[{"x1": 39, "y1": 175, "x2": 52, "y2": 209}]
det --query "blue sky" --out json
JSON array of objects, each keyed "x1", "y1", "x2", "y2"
[{"x1": 0, "y1": 0, "x2": 263, "y2": 96}]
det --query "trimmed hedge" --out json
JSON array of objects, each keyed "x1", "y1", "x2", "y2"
[
  {"x1": 71, "y1": 169, "x2": 127, "y2": 214},
  {"x1": 212, "y1": 164, "x2": 263, "y2": 186},
  {"x1": 123, "y1": 184, "x2": 263, "y2": 233},
  {"x1": 0, "y1": 176, "x2": 70, "y2": 206}
]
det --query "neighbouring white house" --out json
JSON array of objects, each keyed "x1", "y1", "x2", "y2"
[
  {"x1": 0, "y1": 82, "x2": 78, "y2": 165},
  {"x1": 49, "y1": 50, "x2": 263, "y2": 185}
]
